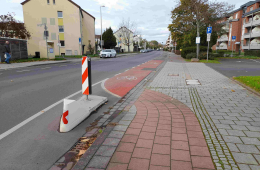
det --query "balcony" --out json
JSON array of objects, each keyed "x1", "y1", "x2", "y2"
[
  {"x1": 217, "y1": 36, "x2": 228, "y2": 42},
  {"x1": 243, "y1": 32, "x2": 260, "y2": 38},
  {"x1": 222, "y1": 27, "x2": 229, "y2": 32},
  {"x1": 216, "y1": 46, "x2": 227, "y2": 50},
  {"x1": 244, "y1": 19, "x2": 260, "y2": 27},
  {"x1": 242, "y1": 44, "x2": 260, "y2": 49}
]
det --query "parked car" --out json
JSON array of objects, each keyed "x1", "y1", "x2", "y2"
[
  {"x1": 140, "y1": 49, "x2": 146, "y2": 53},
  {"x1": 157, "y1": 49, "x2": 160, "y2": 51},
  {"x1": 100, "y1": 49, "x2": 117, "y2": 58}
]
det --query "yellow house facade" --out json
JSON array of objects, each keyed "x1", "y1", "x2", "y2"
[
  {"x1": 21, "y1": 0, "x2": 95, "y2": 59},
  {"x1": 114, "y1": 27, "x2": 134, "y2": 52}
]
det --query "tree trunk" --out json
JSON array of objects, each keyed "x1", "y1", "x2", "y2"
[{"x1": 128, "y1": 45, "x2": 130, "y2": 52}]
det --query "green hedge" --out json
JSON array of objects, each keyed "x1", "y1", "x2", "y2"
[
  {"x1": 244, "y1": 50, "x2": 260, "y2": 57},
  {"x1": 181, "y1": 46, "x2": 212, "y2": 58}
]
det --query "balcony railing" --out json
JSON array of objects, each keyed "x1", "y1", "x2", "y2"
[
  {"x1": 217, "y1": 37, "x2": 228, "y2": 42},
  {"x1": 243, "y1": 32, "x2": 260, "y2": 38},
  {"x1": 242, "y1": 44, "x2": 260, "y2": 49},
  {"x1": 244, "y1": 19, "x2": 260, "y2": 27}
]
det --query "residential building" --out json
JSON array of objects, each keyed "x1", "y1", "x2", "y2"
[
  {"x1": 114, "y1": 27, "x2": 134, "y2": 52},
  {"x1": 133, "y1": 35, "x2": 142, "y2": 48},
  {"x1": 241, "y1": 1, "x2": 260, "y2": 50},
  {"x1": 214, "y1": 0, "x2": 260, "y2": 52},
  {"x1": 21, "y1": 0, "x2": 95, "y2": 59}
]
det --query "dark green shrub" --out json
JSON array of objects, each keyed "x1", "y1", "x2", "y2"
[
  {"x1": 211, "y1": 53, "x2": 221, "y2": 58},
  {"x1": 244, "y1": 50, "x2": 260, "y2": 57},
  {"x1": 186, "y1": 53, "x2": 197, "y2": 59},
  {"x1": 199, "y1": 52, "x2": 215, "y2": 60},
  {"x1": 181, "y1": 46, "x2": 212, "y2": 58}
]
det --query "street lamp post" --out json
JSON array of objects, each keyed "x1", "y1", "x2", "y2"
[{"x1": 100, "y1": 5, "x2": 105, "y2": 51}]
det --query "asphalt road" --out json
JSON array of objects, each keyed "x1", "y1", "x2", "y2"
[
  {"x1": 205, "y1": 58, "x2": 260, "y2": 77},
  {"x1": 0, "y1": 51, "x2": 162, "y2": 170}
]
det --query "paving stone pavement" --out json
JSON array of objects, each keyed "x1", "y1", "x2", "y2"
[{"x1": 148, "y1": 53, "x2": 260, "y2": 170}]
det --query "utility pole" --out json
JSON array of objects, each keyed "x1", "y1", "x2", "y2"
[{"x1": 100, "y1": 5, "x2": 105, "y2": 51}]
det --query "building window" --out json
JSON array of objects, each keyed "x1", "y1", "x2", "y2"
[
  {"x1": 51, "y1": 33, "x2": 56, "y2": 40},
  {"x1": 59, "y1": 26, "x2": 64, "y2": 32},
  {"x1": 250, "y1": 7, "x2": 253, "y2": 11},
  {"x1": 47, "y1": 0, "x2": 49, "y2": 4},
  {"x1": 53, "y1": 0, "x2": 55, "y2": 4},
  {"x1": 42, "y1": 18, "x2": 47, "y2": 24},
  {"x1": 58, "y1": 11, "x2": 63, "y2": 18},
  {"x1": 235, "y1": 13, "x2": 238, "y2": 19},
  {"x1": 60, "y1": 40, "x2": 65, "y2": 47},
  {"x1": 50, "y1": 18, "x2": 55, "y2": 25}
]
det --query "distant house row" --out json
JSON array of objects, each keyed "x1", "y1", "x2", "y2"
[{"x1": 213, "y1": 0, "x2": 260, "y2": 52}]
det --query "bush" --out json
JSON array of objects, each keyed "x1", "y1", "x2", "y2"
[
  {"x1": 244, "y1": 50, "x2": 260, "y2": 57},
  {"x1": 181, "y1": 46, "x2": 212, "y2": 58},
  {"x1": 198, "y1": 52, "x2": 216, "y2": 60},
  {"x1": 186, "y1": 53, "x2": 197, "y2": 59}
]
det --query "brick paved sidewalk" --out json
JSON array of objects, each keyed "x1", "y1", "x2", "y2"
[{"x1": 105, "y1": 89, "x2": 215, "y2": 170}]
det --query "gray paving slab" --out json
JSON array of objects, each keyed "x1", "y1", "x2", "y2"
[{"x1": 148, "y1": 54, "x2": 260, "y2": 168}]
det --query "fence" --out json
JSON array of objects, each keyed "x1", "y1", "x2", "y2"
[{"x1": 0, "y1": 37, "x2": 28, "y2": 62}]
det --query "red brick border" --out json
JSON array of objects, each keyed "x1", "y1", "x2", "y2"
[{"x1": 107, "y1": 89, "x2": 215, "y2": 170}]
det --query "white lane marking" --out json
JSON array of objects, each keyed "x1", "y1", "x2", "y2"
[
  {"x1": 132, "y1": 67, "x2": 135, "y2": 68},
  {"x1": 41, "y1": 67, "x2": 51, "y2": 70},
  {"x1": 236, "y1": 61, "x2": 242, "y2": 62},
  {"x1": 0, "y1": 79, "x2": 107, "y2": 141},
  {"x1": 59, "y1": 65, "x2": 67, "y2": 67},
  {"x1": 101, "y1": 78, "x2": 121, "y2": 98},
  {"x1": 125, "y1": 69, "x2": 129, "y2": 72},
  {"x1": 16, "y1": 70, "x2": 30, "y2": 73}
]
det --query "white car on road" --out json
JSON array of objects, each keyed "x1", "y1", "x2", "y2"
[{"x1": 100, "y1": 49, "x2": 117, "y2": 58}]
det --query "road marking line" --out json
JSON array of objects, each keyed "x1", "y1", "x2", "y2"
[
  {"x1": 101, "y1": 78, "x2": 121, "y2": 98},
  {"x1": 132, "y1": 67, "x2": 135, "y2": 68},
  {"x1": 0, "y1": 79, "x2": 106, "y2": 141},
  {"x1": 16, "y1": 70, "x2": 30, "y2": 73},
  {"x1": 59, "y1": 65, "x2": 67, "y2": 67},
  {"x1": 114, "y1": 73, "x2": 121, "y2": 76},
  {"x1": 125, "y1": 69, "x2": 129, "y2": 72}
]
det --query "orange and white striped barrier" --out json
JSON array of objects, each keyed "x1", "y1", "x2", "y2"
[{"x1": 82, "y1": 56, "x2": 89, "y2": 96}]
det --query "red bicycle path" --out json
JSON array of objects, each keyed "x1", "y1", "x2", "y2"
[{"x1": 104, "y1": 60, "x2": 164, "y2": 97}]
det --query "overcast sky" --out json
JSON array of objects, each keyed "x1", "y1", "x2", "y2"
[{"x1": 2, "y1": 0, "x2": 249, "y2": 44}]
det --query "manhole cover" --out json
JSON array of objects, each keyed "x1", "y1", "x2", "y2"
[
  {"x1": 186, "y1": 79, "x2": 201, "y2": 85},
  {"x1": 168, "y1": 74, "x2": 179, "y2": 76}
]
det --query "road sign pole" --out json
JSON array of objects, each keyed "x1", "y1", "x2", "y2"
[
  {"x1": 207, "y1": 41, "x2": 209, "y2": 61},
  {"x1": 232, "y1": 42, "x2": 234, "y2": 57}
]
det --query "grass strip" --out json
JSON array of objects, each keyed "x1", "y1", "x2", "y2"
[
  {"x1": 0, "y1": 58, "x2": 66, "y2": 63},
  {"x1": 219, "y1": 56, "x2": 260, "y2": 59},
  {"x1": 234, "y1": 76, "x2": 260, "y2": 93},
  {"x1": 185, "y1": 59, "x2": 220, "y2": 63}
]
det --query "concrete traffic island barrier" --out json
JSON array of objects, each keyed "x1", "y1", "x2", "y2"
[
  {"x1": 59, "y1": 96, "x2": 107, "y2": 133},
  {"x1": 59, "y1": 56, "x2": 108, "y2": 132}
]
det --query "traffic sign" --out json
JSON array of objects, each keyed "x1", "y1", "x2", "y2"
[
  {"x1": 79, "y1": 38, "x2": 81, "y2": 44},
  {"x1": 196, "y1": 37, "x2": 200, "y2": 44},
  {"x1": 207, "y1": 27, "x2": 212, "y2": 34},
  {"x1": 207, "y1": 34, "x2": 211, "y2": 42},
  {"x1": 232, "y1": 36, "x2": 236, "y2": 41}
]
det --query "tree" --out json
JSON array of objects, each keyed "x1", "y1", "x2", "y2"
[
  {"x1": 88, "y1": 40, "x2": 95, "y2": 55},
  {"x1": 118, "y1": 18, "x2": 139, "y2": 52},
  {"x1": 102, "y1": 27, "x2": 117, "y2": 49},
  {"x1": 0, "y1": 13, "x2": 31, "y2": 39},
  {"x1": 168, "y1": 0, "x2": 234, "y2": 57},
  {"x1": 150, "y1": 40, "x2": 159, "y2": 49}
]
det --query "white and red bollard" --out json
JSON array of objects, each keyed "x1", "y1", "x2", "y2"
[
  {"x1": 59, "y1": 56, "x2": 106, "y2": 133},
  {"x1": 82, "y1": 56, "x2": 89, "y2": 96}
]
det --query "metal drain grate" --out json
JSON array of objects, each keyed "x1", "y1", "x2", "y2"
[
  {"x1": 186, "y1": 79, "x2": 201, "y2": 85},
  {"x1": 168, "y1": 74, "x2": 179, "y2": 76}
]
